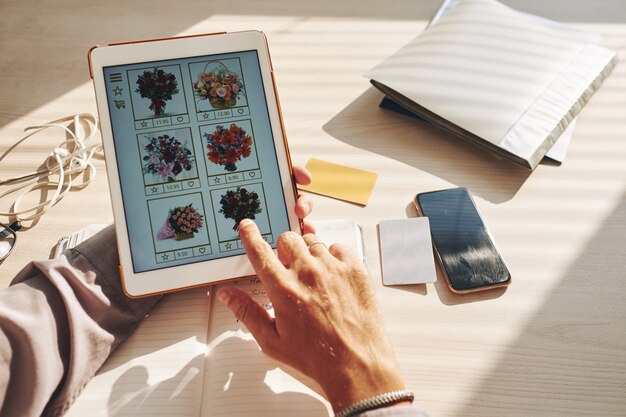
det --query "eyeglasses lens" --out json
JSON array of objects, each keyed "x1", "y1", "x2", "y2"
[{"x1": 0, "y1": 226, "x2": 16, "y2": 260}]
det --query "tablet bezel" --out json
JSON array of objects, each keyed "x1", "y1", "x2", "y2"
[{"x1": 89, "y1": 31, "x2": 300, "y2": 297}]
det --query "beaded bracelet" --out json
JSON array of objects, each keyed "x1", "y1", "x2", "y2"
[{"x1": 335, "y1": 389, "x2": 415, "y2": 417}]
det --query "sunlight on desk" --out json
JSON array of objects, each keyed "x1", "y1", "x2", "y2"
[{"x1": 0, "y1": 5, "x2": 625, "y2": 417}]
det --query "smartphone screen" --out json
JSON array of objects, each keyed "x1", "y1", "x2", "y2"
[{"x1": 415, "y1": 188, "x2": 510, "y2": 292}]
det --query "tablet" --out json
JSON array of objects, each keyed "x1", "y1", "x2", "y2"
[{"x1": 89, "y1": 31, "x2": 300, "y2": 297}]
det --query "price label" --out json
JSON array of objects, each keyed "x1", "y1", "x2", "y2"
[
  {"x1": 165, "y1": 183, "x2": 182, "y2": 192},
  {"x1": 175, "y1": 249, "x2": 192, "y2": 259},
  {"x1": 154, "y1": 117, "x2": 171, "y2": 126},
  {"x1": 215, "y1": 109, "x2": 232, "y2": 119},
  {"x1": 226, "y1": 173, "x2": 243, "y2": 183}
]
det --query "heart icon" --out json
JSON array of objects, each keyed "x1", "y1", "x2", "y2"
[
  {"x1": 198, "y1": 247, "x2": 206, "y2": 254},
  {"x1": 248, "y1": 172, "x2": 256, "y2": 178},
  {"x1": 177, "y1": 116, "x2": 184, "y2": 122},
  {"x1": 237, "y1": 108, "x2": 244, "y2": 115},
  {"x1": 187, "y1": 181, "x2": 194, "y2": 187}
]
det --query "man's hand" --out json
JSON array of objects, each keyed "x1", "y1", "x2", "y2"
[{"x1": 216, "y1": 220, "x2": 406, "y2": 411}]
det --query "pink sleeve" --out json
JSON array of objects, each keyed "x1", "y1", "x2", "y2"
[{"x1": 0, "y1": 225, "x2": 160, "y2": 417}]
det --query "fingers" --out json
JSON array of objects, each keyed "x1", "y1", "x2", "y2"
[
  {"x1": 216, "y1": 286, "x2": 278, "y2": 350},
  {"x1": 295, "y1": 194, "x2": 313, "y2": 219},
  {"x1": 239, "y1": 219, "x2": 286, "y2": 292},
  {"x1": 302, "y1": 233, "x2": 328, "y2": 255},
  {"x1": 293, "y1": 165, "x2": 313, "y2": 225},
  {"x1": 294, "y1": 165, "x2": 313, "y2": 220},
  {"x1": 300, "y1": 234, "x2": 356, "y2": 265},
  {"x1": 276, "y1": 231, "x2": 311, "y2": 267},
  {"x1": 328, "y1": 243, "x2": 358, "y2": 263},
  {"x1": 302, "y1": 220, "x2": 316, "y2": 235},
  {"x1": 293, "y1": 165, "x2": 312, "y2": 186},
  {"x1": 303, "y1": 234, "x2": 342, "y2": 271}
]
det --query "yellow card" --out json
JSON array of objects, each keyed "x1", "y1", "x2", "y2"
[{"x1": 298, "y1": 158, "x2": 378, "y2": 206}]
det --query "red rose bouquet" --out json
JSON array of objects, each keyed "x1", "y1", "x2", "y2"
[
  {"x1": 142, "y1": 134, "x2": 194, "y2": 182},
  {"x1": 193, "y1": 63, "x2": 244, "y2": 109},
  {"x1": 218, "y1": 187, "x2": 262, "y2": 231},
  {"x1": 157, "y1": 204, "x2": 204, "y2": 241},
  {"x1": 135, "y1": 68, "x2": 179, "y2": 116},
  {"x1": 204, "y1": 124, "x2": 252, "y2": 172}
]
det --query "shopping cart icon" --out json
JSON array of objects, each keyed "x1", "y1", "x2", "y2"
[{"x1": 114, "y1": 100, "x2": 126, "y2": 109}]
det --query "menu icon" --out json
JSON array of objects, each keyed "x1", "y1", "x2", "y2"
[{"x1": 109, "y1": 73, "x2": 122, "y2": 83}]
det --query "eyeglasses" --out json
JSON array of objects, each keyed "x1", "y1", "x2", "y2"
[{"x1": 0, "y1": 221, "x2": 21, "y2": 261}]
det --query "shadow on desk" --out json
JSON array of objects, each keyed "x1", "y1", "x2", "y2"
[
  {"x1": 452, "y1": 192, "x2": 626, "y2": 416},
  {"x1": 108, "y1": 338, "x2": 329, "y2": 417},
  {"x1": 324, "y1": 88, "x2": 533, "y2": 204}
]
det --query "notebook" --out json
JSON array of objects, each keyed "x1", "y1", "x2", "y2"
[
  {"x1": 63, "y1": 219, "x2": 364, "y2": 417},
  {"x1": 380, "y1": 0, "x2": 605, "y2": 164},
  {"x1": 366, "y1": 0, "x2": 617, "y2": 169}
]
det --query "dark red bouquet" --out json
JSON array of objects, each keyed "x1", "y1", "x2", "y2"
[
  {"x1": 135, "y1": 68, "x2": 179, "y2": 116},
  {"x1": 218, "y1": 187, "x2": 262, "y2": 231},
  {"x1": 204, "y1": 124, "x2": 252, "y2": 172}
]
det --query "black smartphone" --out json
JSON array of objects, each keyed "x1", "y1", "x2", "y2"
[{"x1": 414, "y1": 188, "x2": 510, "y2": 293}]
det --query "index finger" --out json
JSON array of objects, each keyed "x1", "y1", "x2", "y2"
[{"x1": 239, "y1": 219, "x2": 287, "y2": 291}]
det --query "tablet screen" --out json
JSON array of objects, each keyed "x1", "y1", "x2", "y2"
[{"x1": 102, "y1": 50, "x2": 290, "y2": 273}]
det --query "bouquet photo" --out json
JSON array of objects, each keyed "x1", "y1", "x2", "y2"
[
  {"x1": 135, "y1": 68, "x2": 179, "y2": 116},
  {"x1": 204, "y1": 124, "x2": 253, "y2": 172},
  {"x1": 157, "y1": 204, "x2": 204, "y2": 241},
  {"x1": 193, "y1": 61, "x2": 244, "y2": 110},
  {"x1": 142, "y1": 134, "x2": 195, "y2": 182},
  {"x1": 219, "y1": 187, "x2": 262, "y2": 231}
]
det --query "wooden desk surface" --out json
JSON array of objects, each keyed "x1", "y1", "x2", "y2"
[{"x1": 1, "y1": 1, "x2": 625, "y2": 416}]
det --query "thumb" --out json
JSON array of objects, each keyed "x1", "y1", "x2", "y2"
[{"x1": 216, "y1": 286, "x2": 278, "y2": 348}]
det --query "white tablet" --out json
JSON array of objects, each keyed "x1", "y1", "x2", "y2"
[{"x1": 89, "y1": 31, "x2": 300, "y2": 297}]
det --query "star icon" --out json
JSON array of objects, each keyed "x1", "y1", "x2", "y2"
[
  {"x1": 161, "y1": 253, "x2": 170, "y2": 261},
  {"x1": 202, "y1": 113, "x2": 210, "y2": 119},
  {"x1": 225, "y1": 242, "x2": 233, "y2": 250},
  {"x1": 212, "y1": 177, "x2": 221, "y2": 184},
  {"x1": 113, "y1": 86, "x2": 123, "y2": 96},
  {"x1": 151, "y1": 186, "x2": 158, "y2": 193},
  {"x1": 140, "y1": 121, "x2": 148, "y2": 128}
]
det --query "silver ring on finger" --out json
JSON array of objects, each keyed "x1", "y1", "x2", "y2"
[{"x1": 308, "y1": 241, "x2": 327, "y2": 252}]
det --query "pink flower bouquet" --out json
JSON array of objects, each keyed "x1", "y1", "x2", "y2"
[{"x1": 157, "y1": 204, "x2": 204, "y2": 241}]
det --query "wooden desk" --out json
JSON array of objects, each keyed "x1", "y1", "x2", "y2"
[{"x1": 1, "y1": 1, "x2": 625, "y2": 416}]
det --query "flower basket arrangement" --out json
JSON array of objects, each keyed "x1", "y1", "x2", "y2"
[
  {"x1": 135, "y1": 68, "x2": 179, "y2": 116},
  {"x1": 142, "y1": 134, "x2": 194, "y2": 182},
  {"x1": 157, "y1": 204, "x2": 204, "y2": 241},
  {"x1": 219, "y1": 187, "x2": 262, "y2": 231},
  {"x1": 193, "y1": 61, "x2": 244, "y2": 110},
  {"x1": 204, "y1": 124, "x2": 252, "y2": 172}
]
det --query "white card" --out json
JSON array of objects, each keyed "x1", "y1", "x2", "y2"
[{"x1": 379, "y1": 218, "x2": 437, "y2": 285}]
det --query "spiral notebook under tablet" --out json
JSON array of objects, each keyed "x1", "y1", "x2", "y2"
[{"x1": 89, "y1": 31, "x2": 299, "y2": 297}]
